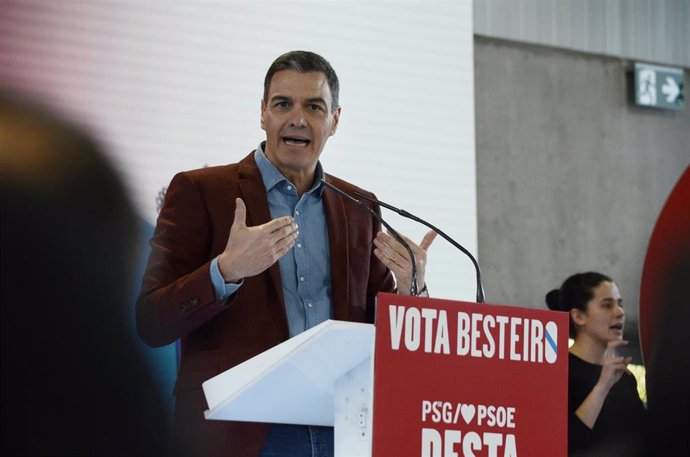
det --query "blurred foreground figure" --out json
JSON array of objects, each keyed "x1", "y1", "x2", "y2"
[
  {"x1": 645, "y1": 262, "x2": 690, "y2": 456},
  {"x1": 639, "y1": 166, "x2": 690, "y2": 456},
  {"x1": 0, "y1": 93, "x2": 167, "y2": 455}
]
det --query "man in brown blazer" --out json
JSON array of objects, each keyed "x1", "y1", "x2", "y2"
[{"x1": 137, "y1": 51, "x2": 436, "y2": 457}]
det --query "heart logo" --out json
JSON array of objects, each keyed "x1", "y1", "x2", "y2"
[{"x1": 460, "y1": 404, "x2": 476, "y2": 425}]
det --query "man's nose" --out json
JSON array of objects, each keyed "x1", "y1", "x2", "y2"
[{"x1": 289, "y1": 107, "x2": 306, "y2": 128}]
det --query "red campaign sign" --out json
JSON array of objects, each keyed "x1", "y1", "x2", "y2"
[{"x1": 372, "y1": 292, "x2": 568, "y2": 457}]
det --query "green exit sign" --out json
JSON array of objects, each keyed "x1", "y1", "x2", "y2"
[{"x1": 634, "y1": 63, "x2": 685, "y2": 111}]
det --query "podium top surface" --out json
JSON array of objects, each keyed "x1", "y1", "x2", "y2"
[{"x1": 203, "y1": 320, "x2": 374, "y2": 425}]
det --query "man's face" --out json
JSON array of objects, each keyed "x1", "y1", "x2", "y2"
[{"x1": 261, "y1": 70, "x2": 340, "y2": 183}]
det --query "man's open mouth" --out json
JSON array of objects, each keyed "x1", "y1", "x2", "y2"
[
  {"x1": 610, "y1": 324, "x2": 623, "y2": 331},
  {"x1": 283, "y1": 136, "x2": 310, "y2": 146}
]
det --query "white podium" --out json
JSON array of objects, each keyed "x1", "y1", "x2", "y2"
[{"x1": 202, "y1": 320, "x2": 375, "y2": 456}]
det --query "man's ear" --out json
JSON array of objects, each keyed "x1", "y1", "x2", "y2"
[
  {"x1": 329, "y1": 106, "x2": 341, "y2": 136},
  {"x1": 260, "y1": 99, "x2": 266, "y2": 131}
]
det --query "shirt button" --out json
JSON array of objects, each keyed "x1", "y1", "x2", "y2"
[
  {"x1": 295, "y1": 210, "x2": 300, "y2": 215},
  {"x1": 299, "y1": 276, "x2": 305, "y2": 282},
  {"x1": 307, "y1": 302, "x2": 313, "y2": 308},
  {"x1": 286, "y1": 185, "x2": 293, "y2": 191},
  {"x1": 297, "y1": 242, "x2": 302, "y2": 248}
]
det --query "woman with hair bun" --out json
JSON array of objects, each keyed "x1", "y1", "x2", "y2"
[{"x1": 546, "y1": 272, "x2": 646, "y2": 456}]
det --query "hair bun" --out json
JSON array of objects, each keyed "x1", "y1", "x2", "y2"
[{"x1": 545, "y1": 288, "x2": 561, "y2": 311}]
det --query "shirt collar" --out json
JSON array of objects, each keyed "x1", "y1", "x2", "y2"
[{"x1": 254, "y1": 142, "x2": 325, "y2": 197}]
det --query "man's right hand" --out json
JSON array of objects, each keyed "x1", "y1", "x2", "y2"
[{"x1": 218, "y1": 198, "x2": 298, "y2": 283}]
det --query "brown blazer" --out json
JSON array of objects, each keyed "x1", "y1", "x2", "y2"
[{"x1": 137, "y1": 151, "x2": 394, "y2": 456}]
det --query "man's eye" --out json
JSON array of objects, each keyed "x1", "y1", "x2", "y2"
[
  {"x1": 275, "y1": 102, "x2": 288, "y2": 109},
  {"x1": 308, "y1": 104, "x2": 322, "y2": 111}
]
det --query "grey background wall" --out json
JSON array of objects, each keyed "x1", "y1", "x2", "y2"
[
  {"x1": 475, "y1": 0, "x2": 689, "y2": 67},
  {"x1": 474, "y1": 36, "x2": 689, "y2": 361}
]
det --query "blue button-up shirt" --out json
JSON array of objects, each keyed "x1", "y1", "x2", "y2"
[{"x1": 210, "y1": 143, "x2": 333, "y2": 337}]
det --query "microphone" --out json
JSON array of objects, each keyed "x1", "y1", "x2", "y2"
[
  {"x1": 321, "y1": 179, "x2": 419, "y2": 296},
  {"x1": 352, "y1": 190, "x2": 486, "y2": 303}
]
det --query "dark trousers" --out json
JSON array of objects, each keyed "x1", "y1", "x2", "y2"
[{"x1": 259, "y1": 424, "x2": 334, "y2": 457}]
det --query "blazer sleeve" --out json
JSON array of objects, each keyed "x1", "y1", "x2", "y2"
[{"x1": 136, "y1": 172, "x2": 232, "y2": 347}]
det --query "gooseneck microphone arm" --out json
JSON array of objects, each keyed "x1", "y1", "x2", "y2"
[
  {"x1": 321, "y1": 179, "x2": 419, "y2": 296},
  {"x1": 352, "y1": 190, "x2": 485, "y2": 303}
]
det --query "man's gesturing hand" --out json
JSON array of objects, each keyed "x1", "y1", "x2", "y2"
[
  {"x1": 218, "y1": 198, "x2": 298, "y2": 283},
  {"x1": 373, "y1": 229, "x2": 437, "y2": 295}
]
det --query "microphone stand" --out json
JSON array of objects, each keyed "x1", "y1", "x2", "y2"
[
  {"x1": 352, "y1": 190, "x2": 485, "y2": 303},
  {"x1": 321, "y1": 179, "x2": 419, "y2": 296}
]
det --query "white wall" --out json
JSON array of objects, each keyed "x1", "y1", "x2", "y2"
[{"x1": 0, "y1": 0, "x2": 478, "y2": 301}]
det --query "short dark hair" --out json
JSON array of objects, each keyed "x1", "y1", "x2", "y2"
[
  {"x1": 545, "y1": 272, "x2": 613, "y2": 338},
  {"x1": 263, "y1": 50, "x2": 340, "y2": 112}
]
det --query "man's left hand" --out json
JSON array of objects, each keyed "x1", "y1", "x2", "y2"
[{"x1": 373, "y1": 229, "x2": 437, "y2": 296}]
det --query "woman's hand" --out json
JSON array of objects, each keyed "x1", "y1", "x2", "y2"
[
  {"x1": 575, "y1": 339, "x2": 632, "y2": 429},
  {"x1": 596, "y1": 339, "x2": 633, "y2": 392}
]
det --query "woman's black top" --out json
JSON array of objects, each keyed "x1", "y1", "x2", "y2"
[{"x1": 568, "y1": 352, "x2": 646, "y2": 456}]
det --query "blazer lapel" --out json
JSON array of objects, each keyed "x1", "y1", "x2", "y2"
[
  {"x1": 323, "y1": 175, "x2": 350, "y2": 321},
  {"x1": 237, "y1": 153, "x2": 286, "y2": 313}
]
